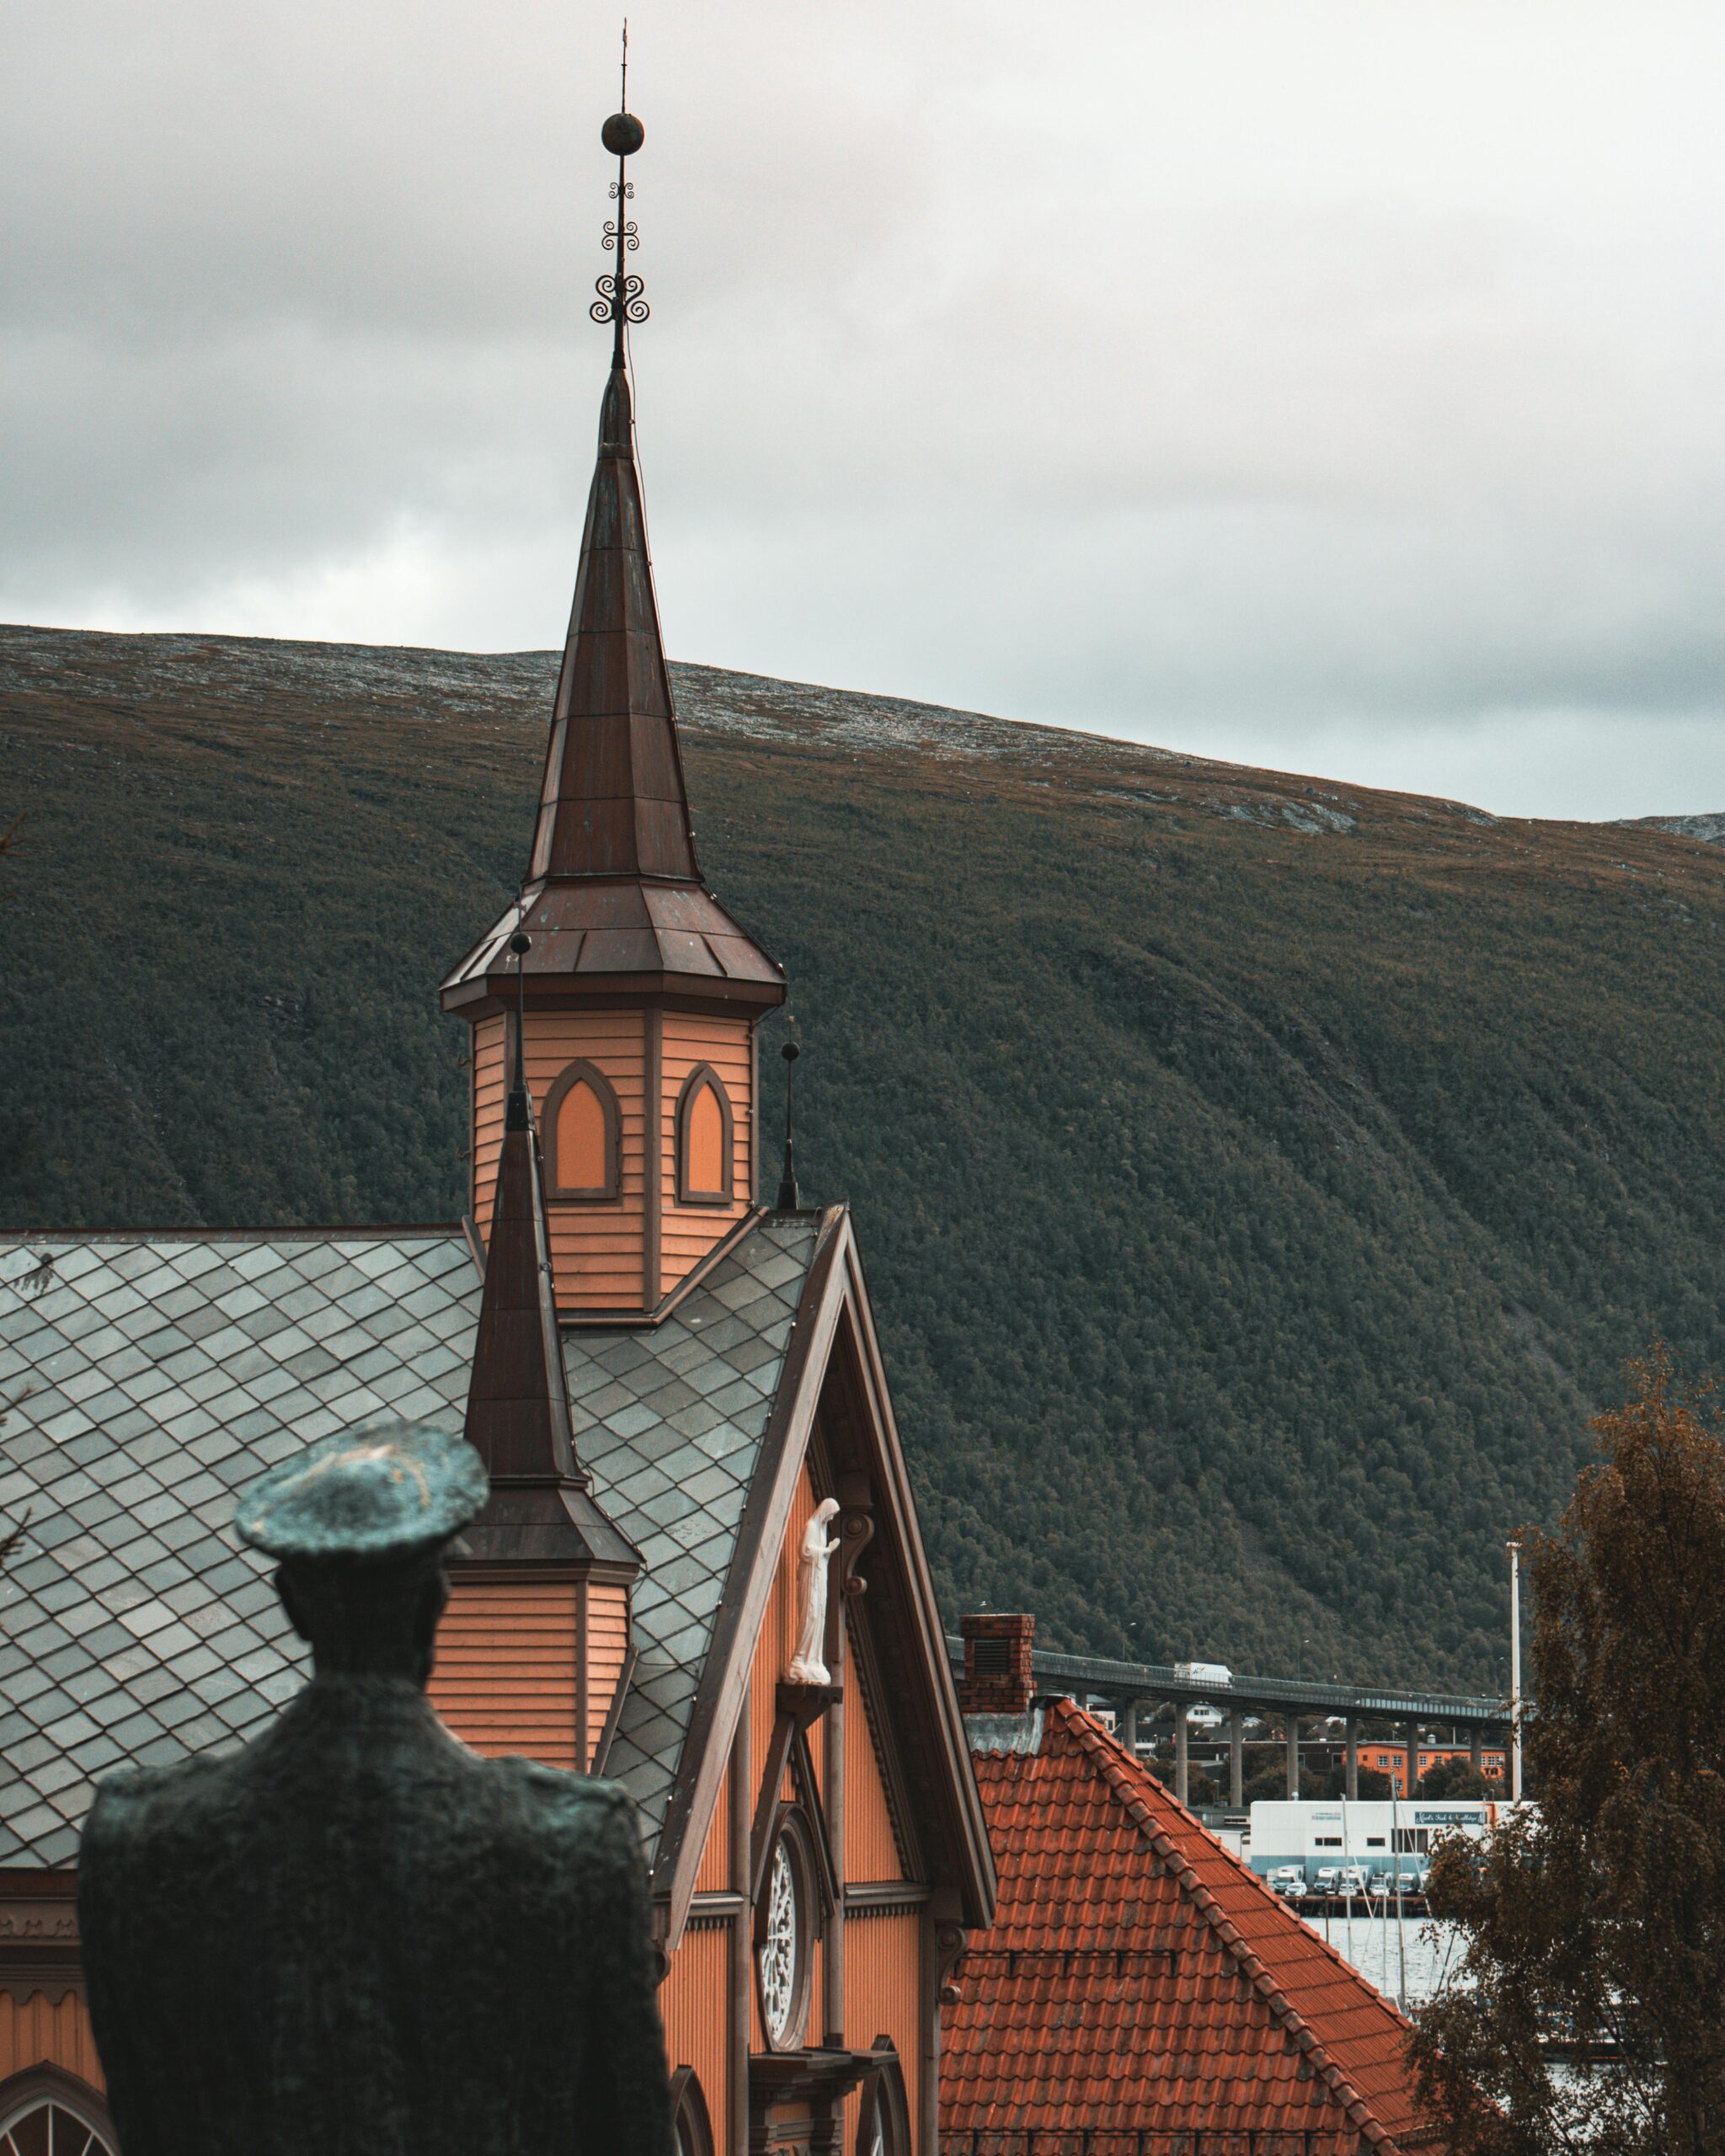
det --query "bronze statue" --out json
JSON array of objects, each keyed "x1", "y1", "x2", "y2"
[{"x1": 77, "y1": 1419, "x2": 675, "y2": 2156}]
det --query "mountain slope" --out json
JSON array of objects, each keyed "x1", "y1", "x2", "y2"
[{"x1": 3, "y1": 622, "x2": 1723, "y2": 1689}]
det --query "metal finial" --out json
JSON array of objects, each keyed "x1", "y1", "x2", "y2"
[
  {"x1": 592, "y1": 22, "x2": 648, "y2": 360},
  {"x1": 775, "y1": 1027, "x2": 802, "y2": 1212}
]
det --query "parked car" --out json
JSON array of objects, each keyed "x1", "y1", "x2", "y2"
[
  {"x1": 1268, "y1": 1865, "x2": 1304, "y2": 1899},
  {"x1": 1337, "y1": 1865, "x2": 1370, "y2": 1899},
  {"x1": 1313, "y1": 1866, "x2": 1343, "y2": 1898}
]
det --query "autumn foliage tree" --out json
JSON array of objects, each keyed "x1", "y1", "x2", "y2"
[{"x1": 1413, "y1": 1348, "x2": 1725, "y2": 2155}]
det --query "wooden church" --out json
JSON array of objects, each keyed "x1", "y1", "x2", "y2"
[{"x1": 0, "y1": 102, "x2": 995, "y2": 2156}]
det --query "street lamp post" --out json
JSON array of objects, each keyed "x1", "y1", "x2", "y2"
[{"x1": 1507, "y1": 1539, "x2": 1524, "y2": 1801}]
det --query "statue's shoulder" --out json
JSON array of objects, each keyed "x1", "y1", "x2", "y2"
[
  {"x1": 80, "y1": 1752, "x2": 237, "y2": 1881},
  {"x1": 483, "y1": 1758, "x2": 644, "y2": 1859}
]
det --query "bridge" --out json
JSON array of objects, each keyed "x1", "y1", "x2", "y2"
[{"x1": 946, "y1": 1636, "x2": 1514, "y2": 1810}]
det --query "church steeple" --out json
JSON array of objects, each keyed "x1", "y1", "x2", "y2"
[
  {"x1": 441, "y1": 88, "x2": 787, "y2": 1318},
  {"x1": 528, "y1": 325, "x2": 698, "y2": 883}
]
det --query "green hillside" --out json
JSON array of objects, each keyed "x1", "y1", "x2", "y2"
[{"x1": 3, "y1": 622, "x2": 1722, "y2": 1690}]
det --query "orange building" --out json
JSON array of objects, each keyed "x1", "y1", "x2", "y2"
[
  {"x1": 1350, "y1": 1746, "x2": 1507, "y2": 1797},
  {"x1": 0, "y1": 113, "x2": 994, "y2": 2155}
]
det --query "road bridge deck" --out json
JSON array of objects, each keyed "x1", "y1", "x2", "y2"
[{"x1": 946, "y1": 1636, "x2": 1512, "y2": 1733}]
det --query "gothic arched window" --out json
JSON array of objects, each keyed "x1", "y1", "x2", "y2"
[
  {"x1": 544, "y1": 1060, "x2": 622, "y2": 1202},
  {"x1": 857, "y1": 2047, "x2": 911, "y2": 2156},
  {"x1": 675, "y1": 1066, "x2": 734, "y2": 1207},
  {"x1": 669, "y1": 2067, "x2": 715, "y2": 2156},
  {"x1": 0, "y1": 2066, "x2": 118, "y2": 2156}
]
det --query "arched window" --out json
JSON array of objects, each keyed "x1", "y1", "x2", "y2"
[
  {"x1": 675, "y1": 1065, "x2": 734, "y2": 1207},
  {"x1": 543, "y1": 1060, "x2": 622, "y2": 1202},
  {"x1": 857, "y1": 2045, "x2": 911, "y2": 2156},
  {"x1": 0, "y1": 2067, "x2": 117, "y2": 2156},
  {"x1": 669, "y1": 2067, "x2": 715, "y2": 2156}
]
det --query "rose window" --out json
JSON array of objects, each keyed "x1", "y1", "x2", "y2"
[{"x1": 758, "y1": 1836, "x2": 803, "y2": 2047}]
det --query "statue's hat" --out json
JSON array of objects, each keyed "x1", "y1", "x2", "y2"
[{"x1": 235, "y1": 1417, "x2": 489, "y2": 1564}]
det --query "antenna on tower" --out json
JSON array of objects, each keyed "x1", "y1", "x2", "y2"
[{"x1": 775, "y1": 1023, "x2": 802, "y2": 1212}]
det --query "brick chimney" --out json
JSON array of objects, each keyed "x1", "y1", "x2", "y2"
[{"x1": 959, "y1": 1612, "x2": 1035, "y2": 1716}]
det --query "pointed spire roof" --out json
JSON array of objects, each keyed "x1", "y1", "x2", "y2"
[
  {"x1": 460, "y1": 984, "x2": 640, "y2": 1571},
  {"x1": 528, "y1": 357, "x2": 699, "y2": 885},
  {"x1": 441, "y1": 104, "x2": 782, "y2": 1017}
]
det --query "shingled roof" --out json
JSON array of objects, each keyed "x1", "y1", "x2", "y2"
[
  {"x1": 0, "y1": 1214, "x2": 820, "y2": 1868},
  {"x1": 943, "y1": 1697, "x2": 1440, "y2": 2155}
]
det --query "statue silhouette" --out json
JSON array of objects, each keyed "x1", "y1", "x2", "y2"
[{"x1": 77, "y1": 1420, "x2": 674, "y2": 2156}]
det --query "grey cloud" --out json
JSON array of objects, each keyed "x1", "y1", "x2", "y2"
[{"x1": 3, "y1": 0, "x2": 1722, "y2": 819}]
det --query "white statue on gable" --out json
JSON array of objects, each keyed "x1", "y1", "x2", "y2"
[{"x1": 785, "y1": 1498, "x2": 842, "y2": 1685}]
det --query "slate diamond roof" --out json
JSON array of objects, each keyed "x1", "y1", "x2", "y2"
[
  {"x1": 0, "y1": 1214, "x2": 820, "y2": 1870},
  {"x1": 576, "y1": 1214, "x2": 820, "y2": 1850},
  {"x1": 0, "y1": 1230, "x2": 480, "y2": 1866}
]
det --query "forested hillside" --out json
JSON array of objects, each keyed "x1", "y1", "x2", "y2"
[{"x1": 3, "y1": 623, "x2": 1722, "y2": 1689}]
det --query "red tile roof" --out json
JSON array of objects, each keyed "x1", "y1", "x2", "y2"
[{"x1": 942, "y1": 1698, "x2": 1441, "y2": 2154}]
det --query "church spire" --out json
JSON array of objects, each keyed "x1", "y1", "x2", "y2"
[
  {"x1": 442, "y1": 77, "x2": 785, "y2": 1318},
  {"x1": 526, "y1": 80, "x2": 699, "y2": 887}
]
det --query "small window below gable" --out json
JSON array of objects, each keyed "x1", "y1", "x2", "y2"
[
  {"x1": 676, "y1": 1065, "x2": 734, "y2": 1207},
  {"x1": 544, "y1": 1060, "x2": 622, "y2": 1202}
]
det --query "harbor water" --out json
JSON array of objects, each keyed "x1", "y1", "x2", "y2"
[{"x1": 1297, "y1": 1911, "x2": 1466, "y2": 2010}]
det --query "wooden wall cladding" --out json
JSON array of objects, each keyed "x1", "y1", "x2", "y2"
[
  {"x1": 585, "y1": 1582, "x2": 631, "y2": 1758},
  {"x1": 841, "y1": 1910, "x2": 923, "y2": 2150},
  {"x1": 472, "y1": 1011, "x2": 650, "y2": 1309},
  {"x1": 695, "y1": 1761, "x2": 732, "y2": 1894},
  {"x1": 431, "y1": 1578, "x2": 604, "y2": 1771},
  {"x1": 659, "y1": 1011, "x2": 753, "y2": 1296},
  {"x1": 0, "y1": 1992, "x2": 103, "y2": 2092},
  {"x1": 660, "y1": 1919, "x2": 731, "y2": 2143},
  {"x1": 843, "y1": 1663, "x2": 910, "y2": 1886}
]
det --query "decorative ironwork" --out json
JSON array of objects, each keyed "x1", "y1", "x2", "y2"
[
  {"x1": 590, "y1": 273, "x2": 649, "y2": 328},
  {"x1": 593, "y1": 25, "x2": 647, "y2": 344}
]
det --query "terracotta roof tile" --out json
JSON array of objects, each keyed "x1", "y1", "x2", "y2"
[{"x1": 943, "y1": 1699, "x2": 1442, "y2": 2154}]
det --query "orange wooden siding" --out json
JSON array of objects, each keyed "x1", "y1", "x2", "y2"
[
  {"x1": 841, "y1": 1910, "x2": 923, "y2": 2148},
  {"x1": 585, "y1": 1582, "x2": 631, "y2": 1758},
  {"x1": 0, "y1": 1990, "x2": 103, "y2": 2091},
  {"x1": 660, "y1": 1920, "x2": 731, "y2": 2141},
  {"x1": 843, "y1": 1653, "x2": 910, "y2": 1884},
  {"x1": 430, "y1": 1577, "x2": 630, "y2": 1774},
  {"x1": 695, "y1": 1761, "x2": 733, "y2": 1893},
  {"x1": 472, "y1": 1011, "x2": 650, "y2": 1309},
  {"x1": 660, "y1": 1011, "x2": 753, "y2": 1297}
]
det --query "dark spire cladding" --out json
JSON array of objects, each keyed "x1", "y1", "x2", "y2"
[
  {"x1": 441, "y1": 95, "x2": 782, "y2": 1016},
  {"x1": 526, "y1": 98, "x2": 697, "y2": 887},
  {"x1": 460, "y1": 934, "x2": 640, "y2": 1571}
]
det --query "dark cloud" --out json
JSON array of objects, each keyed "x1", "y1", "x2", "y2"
[{"x1": 4, "y1": 0, "x2": 1722, "y2": 817}]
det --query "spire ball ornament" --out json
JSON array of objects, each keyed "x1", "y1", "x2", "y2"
[{"x1": 601, "y1": 110, "x2": 644, "y2": 157}]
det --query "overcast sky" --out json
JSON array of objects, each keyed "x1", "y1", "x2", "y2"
[{"x1": 5, "y1": 2, "x2": 1722, "y2": 819}]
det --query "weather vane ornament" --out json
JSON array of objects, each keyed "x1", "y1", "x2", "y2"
[{"x1": 593, "y1": 24, "x2": 649, "y2": 351}]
